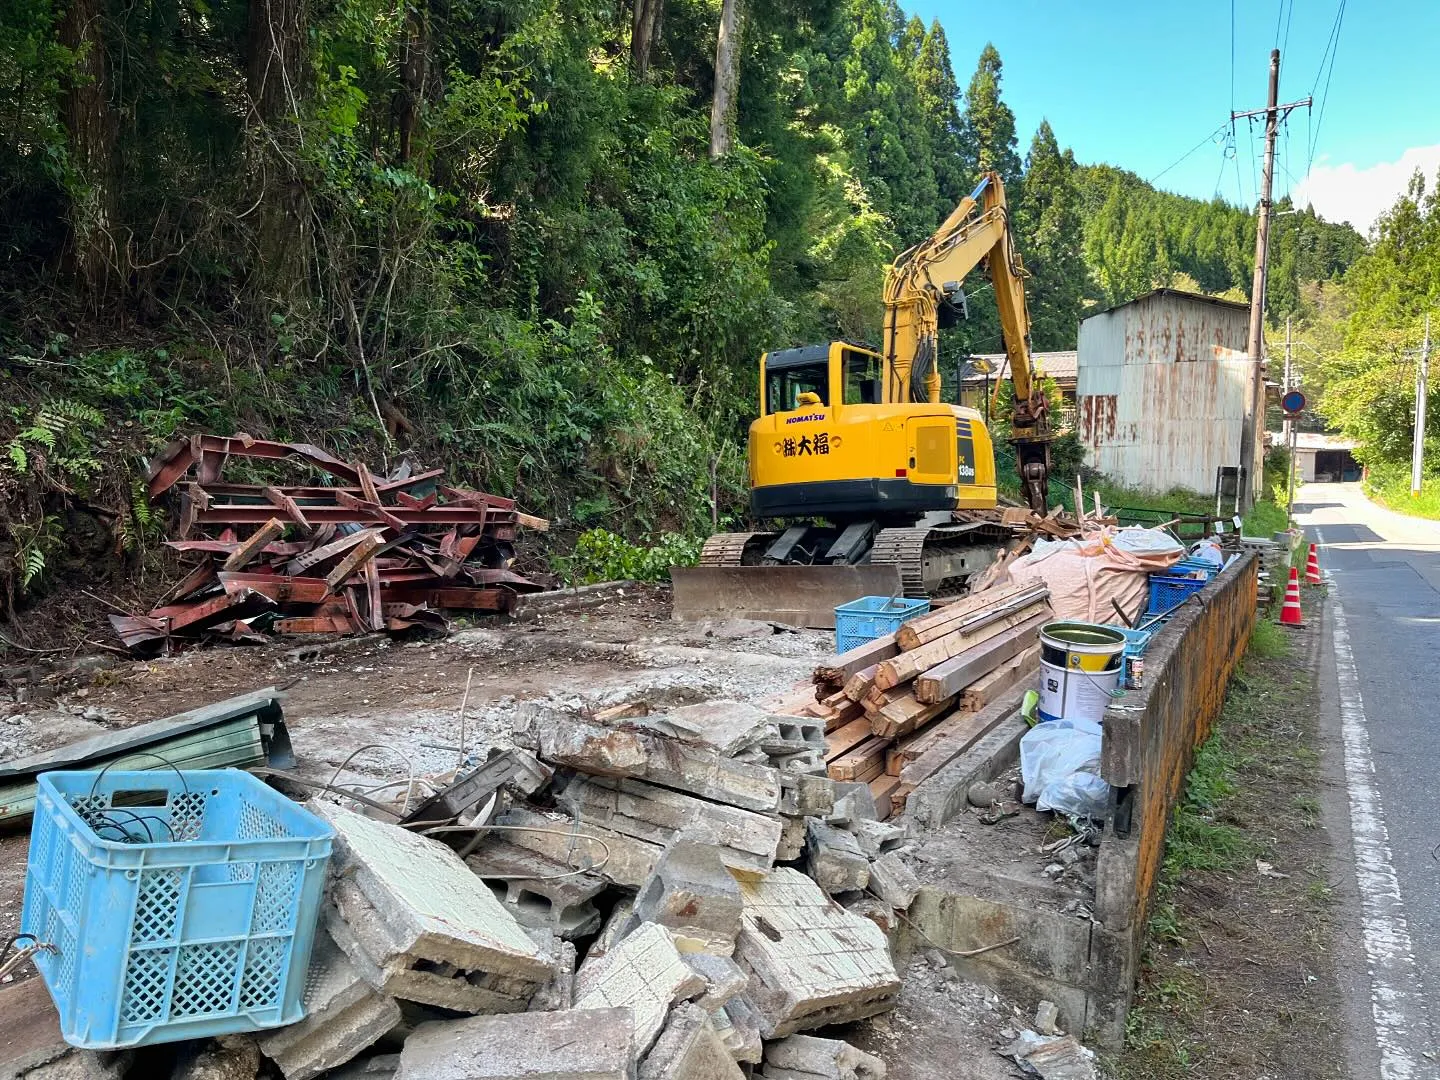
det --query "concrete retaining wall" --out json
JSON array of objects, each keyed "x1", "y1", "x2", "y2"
[{"x1": 905, "y1": 554, "x2": 1259, "y2": 1048}]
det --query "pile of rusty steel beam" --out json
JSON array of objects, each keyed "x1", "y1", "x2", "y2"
[
  {"x1": 111, "y1": 434, "x2": 549, "y2": 651},
  {"x1": 799, "y1": 582, "x2": 1052, "y2": 819}
]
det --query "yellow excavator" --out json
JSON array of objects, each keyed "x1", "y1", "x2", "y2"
[{"x1": 672, "y1": 172, "x2": 1052, "y2": 626}]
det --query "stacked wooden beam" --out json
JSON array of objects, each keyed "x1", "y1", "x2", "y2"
[
  {"x1": 111, "y1": 434, "x2": 549, "y2": 651},
  {"x1": 809, "y1": 582, "x2": 1050, "y2": 819}
]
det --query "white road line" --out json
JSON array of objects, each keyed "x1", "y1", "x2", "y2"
[{"x1": 1329, "y1": 590, "x2": 1426, "y2": 1079}]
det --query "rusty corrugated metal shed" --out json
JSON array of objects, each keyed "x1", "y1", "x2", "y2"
[{"x1": 1076, "y1": 290, "x2": 1257, "y2": 495}]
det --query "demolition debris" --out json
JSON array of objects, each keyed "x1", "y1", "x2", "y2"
[{"x1": 112, "y1": 435, "x2": 549, "y2": 651}]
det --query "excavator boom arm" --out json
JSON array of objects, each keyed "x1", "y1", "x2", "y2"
[{"x1": 882, "y1": 173, "x2": 1051, "y2": 510}]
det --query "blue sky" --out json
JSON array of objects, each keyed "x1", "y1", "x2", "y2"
[{"x1": 909, "y1": 1, "x2": 1440, "y2": 234}]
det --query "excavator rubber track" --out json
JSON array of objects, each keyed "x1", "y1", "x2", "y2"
[
  {"x1": 870, "y1": 527, "x2": 928, "y2": 597},
  {"x1": 871, "y1": 523, "x2": 1010, "y2": 598}
]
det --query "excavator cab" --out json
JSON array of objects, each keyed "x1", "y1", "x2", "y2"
[{"x1": 749, "y1": 341, "x2": 997, "y2": 521}]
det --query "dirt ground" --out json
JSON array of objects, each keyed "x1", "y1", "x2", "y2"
[{"x1": 1110, "y1": 596, "x2": 1349, "y2": 1079}]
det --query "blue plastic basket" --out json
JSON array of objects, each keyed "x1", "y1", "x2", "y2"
[
  {"x1": 1171, "y1": 556, "x2": 1219, "y2": 580},
  {"x1": 22, "y1": 769, "x2": 333, "y2": 1049},
  {"x1": 834, "y1": 595, "x2": 930, "y2": 653},
  {"x1": 1113, "y1": 625, "x2": 1155, "y2": 657},
  {"x1": 1146, "y1": 574, "x2": 1208, "y2": 617}
]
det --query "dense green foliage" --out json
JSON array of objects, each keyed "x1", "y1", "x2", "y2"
[
  {"x1": 1272, "y1": 168, "x2": 1440, "y2": 515},
  {"x1": 0, "y1": 0, "x2": 1365, "y2": 602}
]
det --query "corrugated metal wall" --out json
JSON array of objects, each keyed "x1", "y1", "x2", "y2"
[{"x1": 1076, "y1": 293, "x2": 1255, "y2": 495}]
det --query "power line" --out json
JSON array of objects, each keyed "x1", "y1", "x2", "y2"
[
  {"x1": 1309, "y1": 0, "x2": 1346, "y2": 166},
  {"x1": 1281, "y1": 0, "x2": 1295, "y2": 59},
  {"x1": 1230, "y1": 0, "x2": 1237, "y2": 115},
  {"x1": 1149, "y1": 125, "x2": 1228, "y2": 186}
]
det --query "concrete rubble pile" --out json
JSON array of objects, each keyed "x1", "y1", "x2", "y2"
[{"x1": 10, "y1": 689, "x2": 948, "y2": 1080}]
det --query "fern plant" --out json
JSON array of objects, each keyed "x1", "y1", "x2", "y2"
[
  {"x1": 4, "y1": 399, "x2": 105, "y2": 483},
  {"x1": 12, "y1": 515, "x2": 61, "y2": 593}
]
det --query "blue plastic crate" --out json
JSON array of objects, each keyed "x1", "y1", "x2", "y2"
[
  {"x1": 1146, "y1": 573, "x2": 1208, "y2": 617},
  {"x1": 1171, "y1": 556, "x2": 1219, "y2": 580},
  {"x1": 22, "y1": 769, "x2": 333, "y2": 1049},
  {"x1": 834, "y1": 595, "x2": 930, "y2": 654},
  {"x1": 1113, "y1": 625, "x2": 1155, "y2": 657}
]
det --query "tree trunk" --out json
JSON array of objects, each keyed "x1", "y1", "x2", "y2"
[
  {"x1": 397, "y1": 1, "x2": 429, "y2": 164},
  {"x1": 245, "y1": 0, "x2": 311, "y2": 305},
  {"x1": 707, "y1": 0, "x2": 741, "y2": 159},
  {"x1": 631, "y1": 0, "x2": 664, "y2": 80},
  {"x1": 58, "y1": 0, "x2": 118, "y2": 301}
]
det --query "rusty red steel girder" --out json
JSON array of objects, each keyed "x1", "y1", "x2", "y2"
[{"x1": 116, "y1": 434, "x2": 550, "y2": 652}]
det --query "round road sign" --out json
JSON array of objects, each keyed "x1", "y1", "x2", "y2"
[{"x1": 1282, "y1": 390, "x2": 1307, "y2": 415}]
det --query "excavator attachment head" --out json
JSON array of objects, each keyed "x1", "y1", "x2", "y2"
[{"x1": 669, "y1": 564, "x2": 904, "y2": 629}]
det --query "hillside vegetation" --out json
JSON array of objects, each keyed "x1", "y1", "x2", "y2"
[{"x1": 0, "y1": 0, "x2": 1364, "y2": 612}]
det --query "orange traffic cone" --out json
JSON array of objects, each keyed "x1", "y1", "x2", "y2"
[
  {"x1": 1305, "y1": 543, "x2": 1323, "y2": 585},
  {"x1": 1280, "y1": 566, "x2": 1304, "y2": 626}
]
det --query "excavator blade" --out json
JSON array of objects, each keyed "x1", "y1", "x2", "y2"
[{"x1": 669, "y1": 564, "x2": 904, "y2": 629}]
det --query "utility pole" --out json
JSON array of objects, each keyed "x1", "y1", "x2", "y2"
[
  {"x1": 1414, "y1": 314, "x2": 1431, "y2": 497},
  {"x1": 1234, "y1": 49, "x2": 1311, "y2": 511},
  {"x1": 1284, "y1": 317, "x2": 1297, "y2": 515}
]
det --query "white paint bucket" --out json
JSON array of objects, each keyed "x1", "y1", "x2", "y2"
[
  {"x1": 1036, "y1": 621, "x2": 1126, "y2": 729},
  {"x1": 1037, "y1": 658, "x2": 1121, "y2": 732}
]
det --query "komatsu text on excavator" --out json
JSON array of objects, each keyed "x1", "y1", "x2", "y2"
[{"x1": 672, "y1": 172, "x2": 1053, "y2": 626}]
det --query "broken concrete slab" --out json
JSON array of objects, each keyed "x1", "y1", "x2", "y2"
[
  {"x1": 842, "y1": 896, "x2": 897, "y2": 936},
  {"x1": 637, "y1": 700, "x2": 774, "y2": 756},
  {"x1": 470, "y1": 840, "x2": 608, "y2": 940},
  {"x1": 313, "y1": 802, "x2": 551, "y2": 989},
  {"x1": 866, "y1": 853, "x2": 919, "y2": 910},
  {"x1": 680, "y1": 953, "x2": 748, "y2": 1011},
  {"x1": 395, "y1": 1009, "x2": 635, "y2": 1080},
  {"x1": 588, "y1": 895, "x2": 637, "y2": 962},
  {"x1": 524, "y1": 932, "x2": 577, "y2": 1013},
  {"x1": 780, "y1": 773, "x2": 835, "y2": 817},
  {"x1": 323, "y1": 880, "x2": 536, "y2": 1014},
  {"x1": 846, "y1": 819, "x2": 906, "y2": 858},
  {"x1": 631, "y1": 840, "x2": 743, "y2": 954},
  {"x1": 902, "y1": 714, "x2": 1026, "y2": 829},
  {"x1": 733, "y1": 867, "x2": 900, "y2": 1037},
  {"x1": 519, "y1": 713, "x2": 784, "y2": 813},
  {"x1": 805, "y1": 820, "x2": 869, "y2": 895},
  {"x1": 556, "y1": 775, "x2": 781, "y2": 873},
  {"x1": 494, "y1": 805, "x2": 662, "y2": 888},
  {"x1": 763, "y1": 1034, "x2": 886, "y2": 1080},
  {"x1": 1004, "y1": 1031, "x2": 1098, "y2": 1080},
  {"x1": 257, "y1": 928, "x2": 402, "y2": 1080},
  {"x1": 717, "y1": 997, "x2": 764, "y2": 1065},
  {"x1": 827, "y1": 783, "x2": 878, "y2": 825},
  {"x1": 574, "y1": 922, "x2": 707, "y2": 1054},
  {"x1": 637, "y1": 1004, "x2": 744, "y2": 1080},
  {"x1": 776, "y1": 815, "x2": 808, "y2": 862}
]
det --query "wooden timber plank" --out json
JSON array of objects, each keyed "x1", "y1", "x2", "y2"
[
  {"x1": 364, "y1": 560, "x2": 383, "y2": 632},
  {"x1": 898, "y1": 690, "x2": 1025, "y2": 788},
  {"x1": 828, "y1": 736, "x2": 891, "y2": 782},
  {"x1": 894, "y1": 582, "x2": 1044, "y2": 650},
  {"x1": 960, "y1": 644, "x2": 1040, "y2": 711},
  {"x1": 516, "y1": 511, "x2": 550, "y2": 532},
  {"x1": 868, "y1": 775, "x2": 901, "y2": 820},
  {"x1": 355, "y1": 461, "x2": 381, "y2": 505},
  {"x1": 874, "y1": 600, "x2": 1051, "y2": 690},
  {"x1": 825, "y1": 718, "x2": 874, "y2": 762},
  {"x1": 813, "y1": 633, "x2": 899, "y2": 685},
  {"x1": 870, "y1": 693, "x2": 954, "y2": 739},
  {"x1": 221, "y1": 519, "x2": 285, "y2": 572},
  {"x1": 843, "y1": 664, "x2": 879, "y2": 702},
  {"x1": 911, "y1": 613, "x2": 1048, "y2": 704}
]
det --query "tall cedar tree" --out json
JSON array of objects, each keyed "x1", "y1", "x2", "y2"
[
  {"x1": 1016, "y1": 121, "x2": 1089, "y2": 349},
  {"x1": 907, "y1": 18, "x2": 967, "y2": 218},
  {"x1": 959, "y1": 43, "x2": 1021, "y2": 188}
]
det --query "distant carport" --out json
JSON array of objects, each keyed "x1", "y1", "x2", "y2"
[{"x1": 1291, "y1": 432, "x2": 1360, "y2": 483}]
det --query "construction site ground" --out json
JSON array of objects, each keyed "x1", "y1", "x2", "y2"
[{"x1": 0, "y1": 581, "x2": 1352, "y2": 1078}]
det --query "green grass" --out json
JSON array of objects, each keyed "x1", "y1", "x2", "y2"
[
  {"x1": 1364, "y1": 460, "x2": 1440, "y2": 520},
  {"x1": 1249, "y1": 619, "x2": 1292, "y2": 659}
]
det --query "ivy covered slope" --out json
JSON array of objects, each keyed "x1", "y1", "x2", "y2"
[{"x1": 0, "y1": 0, "x2": 1364, "y2": 609}]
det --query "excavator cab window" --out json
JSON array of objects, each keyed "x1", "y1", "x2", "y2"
[
  {"x1": 842, "y1": 350, "x2": 883, "y2": 405},
  {"x1": 765, "y1": 364, "x2": 829, "y2": 413}
]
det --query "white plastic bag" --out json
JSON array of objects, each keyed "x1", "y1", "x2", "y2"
[{"x1": 1019, "y1": 721, "x2": 1111, "y2": 819}]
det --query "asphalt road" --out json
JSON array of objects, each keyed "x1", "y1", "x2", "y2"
[{"x1": 1295, "y1": 482, "x2": 1440, "y2": 1078}]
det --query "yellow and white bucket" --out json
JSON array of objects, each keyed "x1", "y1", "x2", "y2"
[{"x1": 1037, "y1": 622, "x2": 1127, "y2": 731}]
